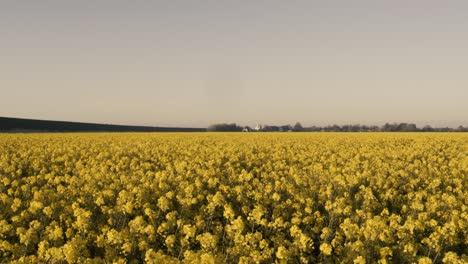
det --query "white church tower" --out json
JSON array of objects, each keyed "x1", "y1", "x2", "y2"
[{"x1": 254, "y1": 123, "x2": 263, "y2": 131}]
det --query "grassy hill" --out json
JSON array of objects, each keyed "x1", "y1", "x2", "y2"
[{"x1": 0, "y1": 117, "x2": 205, "y2": 132}]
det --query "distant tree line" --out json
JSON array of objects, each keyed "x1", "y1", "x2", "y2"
[{"x1": 208, "y1": 122, "x2": 468, "y2": 132}]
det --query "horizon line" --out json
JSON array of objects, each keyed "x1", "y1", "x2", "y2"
[{"x1": 1, "y1": 116, "x2": 467, "y2": 129}]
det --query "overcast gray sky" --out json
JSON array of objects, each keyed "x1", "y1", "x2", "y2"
[{"x1": 1, "y1": 1, "x2": 467, "y2": 127}]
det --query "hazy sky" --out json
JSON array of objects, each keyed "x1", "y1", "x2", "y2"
[{"x1": 1, "y1": 1, "x2": 467, "y2": 127}]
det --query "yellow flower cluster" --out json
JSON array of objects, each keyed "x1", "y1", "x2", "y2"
[{"x1": 0, "y1": 133, "x2": 466, "y2": 263}]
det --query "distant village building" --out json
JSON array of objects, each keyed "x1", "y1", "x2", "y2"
[{"x1": 254, "y1": 123, "x2": 263, "y2": 131}]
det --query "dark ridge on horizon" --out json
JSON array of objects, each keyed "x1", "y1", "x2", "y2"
[{"x1": 0, "y1": 117, "x2": 206, "y2": 133}]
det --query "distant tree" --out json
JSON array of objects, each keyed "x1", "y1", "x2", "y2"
[
  {"x1": 396, "y1": 123, "x2": 418, "y2": 132},
  {"x1": 293, "y1": 122, "x2": 303, "y2": 132},
  {"x1": 422, "y1": 125, "x2": 434, "y2": 132},
  {"x1": 281, "y1": 125, "x2": 293, "y2": 132},
  {"x1": 351, "y1": 124, "x2": 361, "y2": 132},
  {"x1": 382, "y1": 123, "x2": 398, "y2": 132},
  {"x1": 207, "y1": 123, "x2": 242, "y2": 132},
  {"x1": 331, "y1": 125, "x2": 341, "y2": 132}
]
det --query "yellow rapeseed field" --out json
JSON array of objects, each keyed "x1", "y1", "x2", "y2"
[{"x1": 0, "y1": 133, "x2": 467, "y2": 263}]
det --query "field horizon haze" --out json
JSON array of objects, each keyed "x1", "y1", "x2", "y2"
[{"x1": 1, "y1": 1, "x2": 467, "y2": 127}]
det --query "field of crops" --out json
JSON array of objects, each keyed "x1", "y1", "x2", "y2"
[{"x1": 0, "y1": 133, "x2": 466, "y2": 263}]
